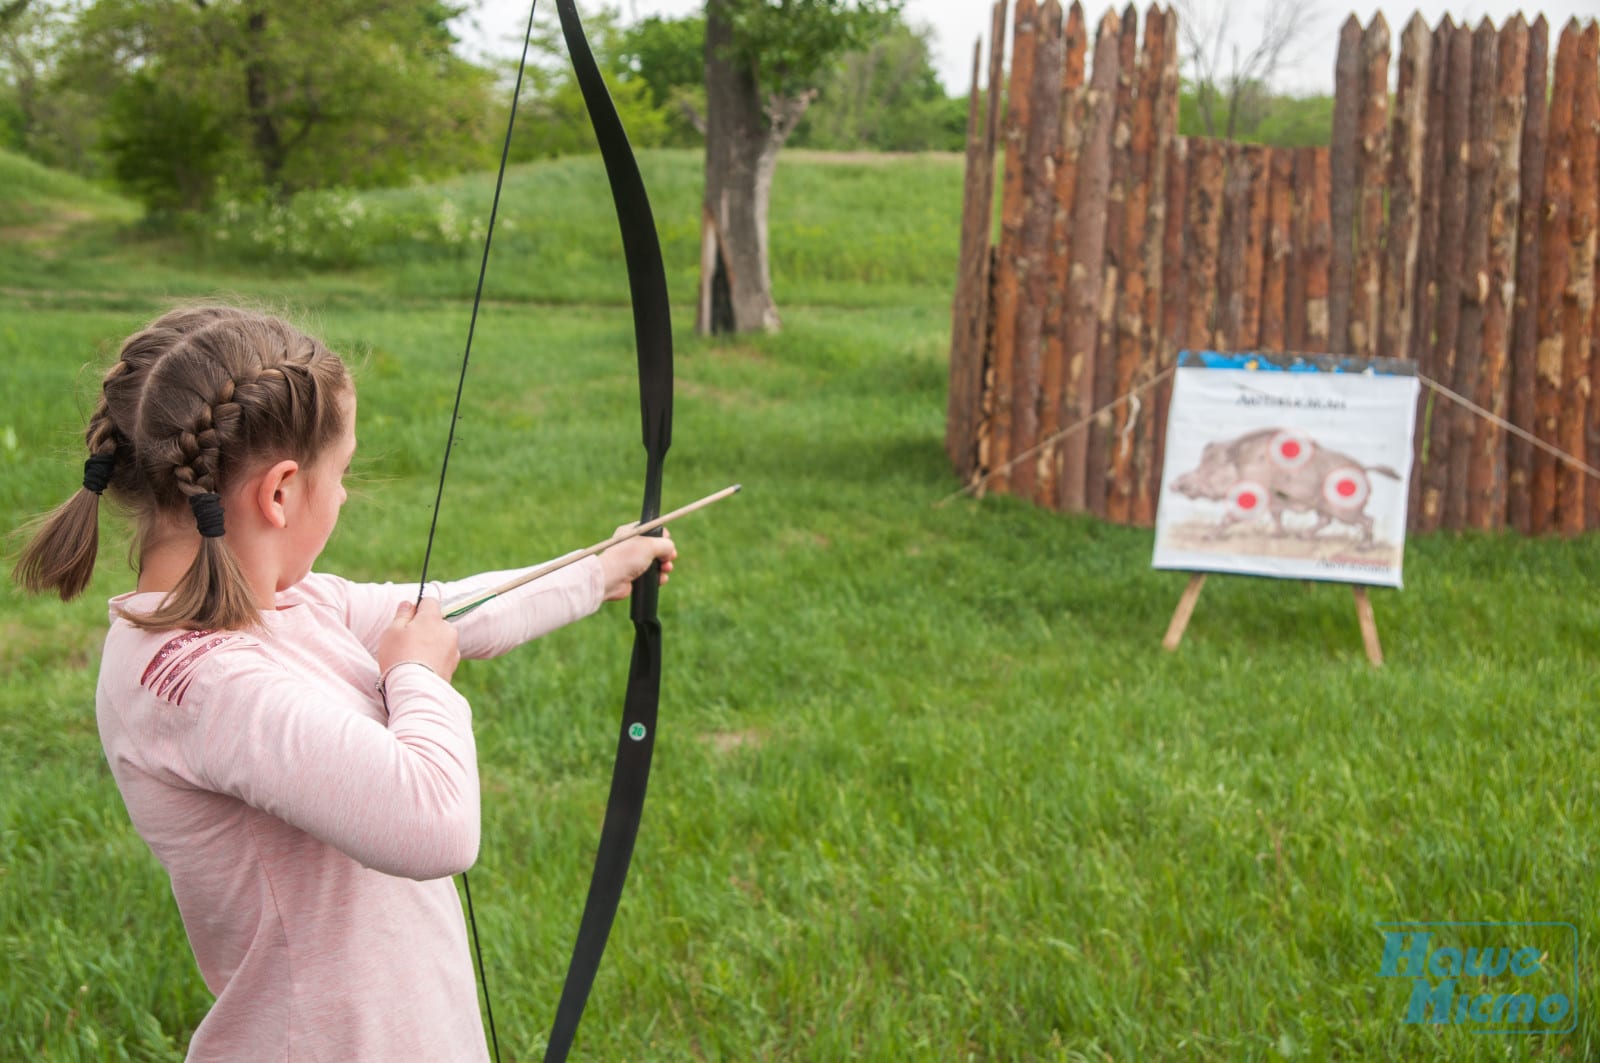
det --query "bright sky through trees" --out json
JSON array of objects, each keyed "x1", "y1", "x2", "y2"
[{"x1": 456, "y1": 0, "x2": 1597, "y2": 98}]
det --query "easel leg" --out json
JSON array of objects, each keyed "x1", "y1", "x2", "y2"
[
  {"x1": 1163, "y1": 573, "x2": 1207, "y2": 651},
  {"x1": 1352, "y1": 585, "x2": 1383, "y2": 667}
]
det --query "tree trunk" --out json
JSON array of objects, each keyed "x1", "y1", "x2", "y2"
[
  {"x1": 699, "y1": 0, "x2": 808, "y2": 335},
  {"x1": 242, "y1": 7, "x2": 287, "y2": 194}
]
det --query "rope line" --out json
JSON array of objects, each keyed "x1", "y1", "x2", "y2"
[
  {"x1": 1417, "y1": 373, "x2": 1600, "y2": 482},
  {"x1": 935, "y1": 366, "x2": 1177, "y2": 508},
  {"x1": 938, "y1": 366, "x2": 1600, "y2": 511}
]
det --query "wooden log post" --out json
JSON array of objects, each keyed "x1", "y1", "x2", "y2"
[
  {"x1": 1560, "y1": 21, "x2": 1598, "y2": 535},
  {"x1": 1215, "y1": 143, "x2": 1254, "y2": 349},
  {"x1": 1286, "y1": 148, "x2": 1313, "y2": 349},
  {"x1": 1108, "y1": 4, "x2": 1161, "y2": 525},
  {"x1": 1261, "y1": 149, "x2": 1293, "y2": 352},
  {"x1": 1088, "y1": 5, "x2": 1138, "y2": 520},
  {"x1": 1351, "y1": 14, "x2": 1390, "y2": 360},
  {"x1": 1420, "y1": 23, "x2": 1473, "y2": 533},
  {"x1": 965, "y1": 4, "x2": 1014, "y2": 491},
  {"x1": 984, "y1": 0, "x2": 1039, "y2": 497},
  {"x1": 1408, "y1": 17, "x2": 1454, "y2": 530},
  {"x1": 1214, "y1": 143, "x2": 1268, "y2": 351},
  {"x1": 1507, "y1": 16, "x2": 1548, "y2": 534},
  {"x1": 1056, "y1": 10, "x2": 1121, "y2": 513},
  {"x1": 1008, "y1": 0, "x2": 1066, "y2": 502},
  {"x1": 1241, "y1": 145, "x2": 1270, "y2": 349},
  {"x1": 1412, "y1": 18, "x2": 1452, "y2": 363},
  {"x1": 947, "y1": 34, "x2": 996, "y2": 482},
  {"x1": 1328, "y1": 16, "x2": 1363, "y2": 352},
  {"x1": 1380, "y1": 14, "x2": 1430, "y2": 364},
  {"x1": 1589, "y1": 24, "x2": 1600, "y2": 533},
  {"x1": 1444, "y1": 20, "x2": 1498, "y2": 531},
  {"x1": 1134, "y1": 5, "x2": 1181, "y2": 526},
  {"x1": 1532, "y1": 24, "x2": 1577, "y2": 535},
  {"x1": 1185, "y1": 139, "x2": 1225, "y2": 354},
  {"x1": 1471, "y1": 16, "x2": 1529, "y2": 530},
  {"x1": 1303, "y1": 148, "x2": 1333, "y2": 352},
  {"x1": 1036, "y1": 1, "x2": 1088, "y2": 509},
  {"x1": 1154, "y1": 135, "x2": 1188, "y2": 502}
]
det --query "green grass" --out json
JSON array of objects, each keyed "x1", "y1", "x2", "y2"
[
  {"x1": 3, "y1": 149, "x2": 1599, "y2": 1061},
  {"x1": 0, "y1": 149, "x2": 137, "y2": 229},
  {"x1": 0, "y1": 148, "x2": 962, "y2": 311}
]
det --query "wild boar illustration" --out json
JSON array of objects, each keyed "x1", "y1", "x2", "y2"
[{"x1": 1171, "y1": 427, "x2": 1401, "y2": 544}]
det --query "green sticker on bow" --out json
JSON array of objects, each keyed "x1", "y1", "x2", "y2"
[{"x1": 628, "y1": 723, "x2": 647, "y2": 742}]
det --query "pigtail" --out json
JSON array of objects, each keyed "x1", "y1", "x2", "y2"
[
  {"x1": 12, "y1": 305, "x2": 349, "y2": 629},
  {"x1": 11, "y1": 460, "x2": 113, "y2": 599},
  {"x1": 121, "y1": 376, "x2": 268, "y2": 632},
  {"x1": 11, "y1": 384, "x2": 126, "y2": 600},
  {"x1": 7, "y1": 306, "x2": 360, "y2": 634},
  {"x1": 128, "y1": 500, "x2": 260, "y2": 631}
]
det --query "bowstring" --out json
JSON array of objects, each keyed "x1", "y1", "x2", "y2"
[
  {"x1": 414, "y1": 4, "x2": 541, "y2": 1062},
  {"x1": 417, "y1": 0, "x2": 539, "y2": 601}
]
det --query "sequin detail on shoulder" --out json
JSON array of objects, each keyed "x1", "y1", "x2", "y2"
[{"x1": 140, "y1": 630, "x2": 241, "y2": 707}]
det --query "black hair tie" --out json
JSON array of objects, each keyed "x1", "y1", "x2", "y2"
[
  {"x1": 189, "y1": 492, "x2": 226, "y2": 538},
  {"x1": 82, "y1": 454, "x2": 116, "y2": 494}
]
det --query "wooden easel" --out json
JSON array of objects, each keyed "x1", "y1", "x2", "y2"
[{"x1": 1161, "y1": 572, "x2": 1385, "y2": 666}]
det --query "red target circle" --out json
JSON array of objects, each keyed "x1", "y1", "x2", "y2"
[
  {"x1": 1269, "y1": 429, "x2": 1314, "y2": 471},
  {"x1": 1227, "y1": 480, "x2": 1269, "y2": 518},
  {"x1": 1322, "y1": 467, "x2": 1369, "y2": 509}
]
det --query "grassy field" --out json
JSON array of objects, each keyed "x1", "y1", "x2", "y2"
[{"x1": 2, "y1": 146, "x2": 1598, "y2": 1061}]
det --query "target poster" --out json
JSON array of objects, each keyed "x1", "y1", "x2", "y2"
[{"x1": 1152, "y1": 351, "x2": 1420, "y2": 587}]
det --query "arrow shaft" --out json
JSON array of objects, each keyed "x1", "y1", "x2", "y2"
[{"x1": 442, "y1": 484, "x2": 739, "y2": 620}]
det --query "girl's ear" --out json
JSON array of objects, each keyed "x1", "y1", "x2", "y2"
[{"x1": 252, "y1": 459, "x2": 301, "y2": 530}]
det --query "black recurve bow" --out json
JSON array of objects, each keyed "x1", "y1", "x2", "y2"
[
  {"x1": 416, "y1": 1, "x2": 672, "y2": 1059},
  {"x1": 542, "y1": 2, "x2": 673, "y2": 1058}
]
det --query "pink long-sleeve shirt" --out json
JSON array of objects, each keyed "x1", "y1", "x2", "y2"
[{"x1": 96, "y1": 557, "x2": 605, "y2": 1061}]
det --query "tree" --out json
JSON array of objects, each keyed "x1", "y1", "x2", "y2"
[
  {"x1": 1249, "y1": 93, "x2": 1333, "y2": 147},
  {"x1": 102, "y1": 72, "x2": 230, "y2": 212},
  {"x1": 0, "y1": 0, "x2": 42, "y2": 153},
  {"x1": 700, "y1": 0, "x2": 899, "y2": 335},
  {"x1": 1172, "y1": 0, "x2": 1316, "y2": 140},
  {"x1": 791, "y1": 18, "x2": 964, "y2": 152},
  {"x1": 620, "y1": 13, "x2": 706, "y2": 146},
  {"x1": 0, "y1": 0, "x2": 95, "y2": 167},
  {"x1": 512, "y1": 5, "x2": 674, "y2": 160},
  {"x1": 53, "y1": 0, "x2": 496, "y2": 209},
  {"x1": 610, "y1": 8, "x2": 960, "y2": 155},
  {"x1": 1177, "y1": 83, "x2": 1333, "y2": 147}
]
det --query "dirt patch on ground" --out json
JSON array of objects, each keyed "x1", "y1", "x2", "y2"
[
  {"x1": 698, "y1": 729, "x2": 765, "y2": 755},
  {"x1": 677, "y1": 378, "x2": 764, "y2": 409},
  {"x1": 0, "y1": 208, "x2": 101, "y2": 258}
]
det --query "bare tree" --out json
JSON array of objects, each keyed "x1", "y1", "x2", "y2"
[{"x1": 1173, "y1": 0, "x2": 1318, "y2": 139}]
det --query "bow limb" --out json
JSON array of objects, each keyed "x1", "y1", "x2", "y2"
[{"x1": 545, "y1": 2, "x2": 674, "y2": 1060}]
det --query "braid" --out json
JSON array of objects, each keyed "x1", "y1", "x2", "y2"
[
  {"x1": 121, "y1": 310, "x2": 351, "y2": 632},
  {"x1": 13, "y1": 349, "x2": 147, "y2": 599},
  {"x1": 10, "y1": 304, "x2": 342, "y2": 611}
]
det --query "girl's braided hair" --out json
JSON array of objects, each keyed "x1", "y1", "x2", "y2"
[
  {"x1": 13, "y1": 306, "x2": 352, "y2": 631},
  {"x1": 14, "y1": 306, "x2": 251, "y2": 599}
]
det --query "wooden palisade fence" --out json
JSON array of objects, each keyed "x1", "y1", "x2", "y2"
[{"x1": 946, "y1": 2, "x2": 1600, "y2": 534}]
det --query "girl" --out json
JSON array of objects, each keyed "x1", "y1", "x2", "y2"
[{"x1": 13, "y1": 306, "x2": 676, "y2": 1061}]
